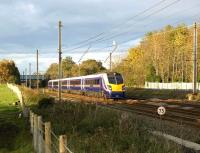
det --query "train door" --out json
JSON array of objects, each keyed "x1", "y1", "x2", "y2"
[
  {"x1": 68, "y1": 80, "x2": 70, "y2": 90},
  {"x1": 82, "y1": 78, "x2": 85, "y2": 91}
]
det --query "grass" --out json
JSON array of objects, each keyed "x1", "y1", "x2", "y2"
[
  {"x1": 31, "y1": 99, "x2": 200, "y2": 153},
  {"x1": 20, "y1": 87, "x2": 200, "y2": 153},
  {"x1": 0, "y1": 84, "x2": 34, "y2": 153},
  {"x1": 126, "y1": 87, "x2": 190, "y2": 100}
]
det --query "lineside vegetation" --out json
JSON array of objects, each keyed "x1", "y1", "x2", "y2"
[
  {"x1": 22, "y1": 88, "x2": 200, "y2": 153},
  {"x1": 113, "y1": 24, "x2": 200, "y2": 86}
]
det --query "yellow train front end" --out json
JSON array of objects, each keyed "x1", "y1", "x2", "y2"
[{"x1": 105, "y1": 72, "x2": 126, "y2": 99}]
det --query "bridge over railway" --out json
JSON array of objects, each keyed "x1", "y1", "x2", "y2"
[{"x1": 20, "y1": 75, "x2": 45, "y2": 82}]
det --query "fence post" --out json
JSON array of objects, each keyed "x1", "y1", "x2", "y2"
[
  {"x1": 30, "y1": 111, "x2": 33, "y2": 134},
  {"x1": 45, "y1": 122, "x2": 52, "y2": 153},
  {"x1": 38, "y1": 116, "x2": 43, "y2": 153},
  {"x1": 59, "y1": 135, "x2": 67, "y2": 153},
  {"x1": 33, "y1": 114, "x2": 38, "y2": 152},
  {"x1": 29, "y1": 111, "x2": 32, "y2": 132}
]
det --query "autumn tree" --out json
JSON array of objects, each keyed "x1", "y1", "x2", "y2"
[
  {"x1": 0, "y1": 60, "x2": 20, "y2": 84},
  {"x1": 62, "y1": 56, "x2": 76, "y2": 77},
  {"x1": 80, "y1": 59, "x2": 106, "y2": 75},
  {"x1": 45, "y1": 57, "x2": 106, "y2": 79},
  {"x1": 113, "y1": 24, "x2": 197, "y2": 86}
]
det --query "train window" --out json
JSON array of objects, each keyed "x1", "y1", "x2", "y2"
[
  {"x1": 62, "y1": 81, "x2": 67, "y2": 85},
  {"x1": 70, "y1": 80, "x2": 81, "y2": 85},
  {"x1": 115, "y1": 74, "x2": 123, "y2": 84},
  {"x1": 107, "y1": 73, "x2": 123, "y2": 84},
  {"x1": 95, "y1": 79, "x2": 100, "y2": 84},
  {"x1": 85, "y1": 79, "x2": 100, "y2": 85},
  {"x1": 53, "y1": 81, "x2": 58, "y2": 85}
]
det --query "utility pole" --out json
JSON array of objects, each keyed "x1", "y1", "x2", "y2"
[
  {"x1": 78, "y1": 63, "x2": 80, "y2": 76},
  {"x1": 58, "y1": 20, "x2": 62, "y2": 102},
  {"x1": 193, "y1": 22, "x2": 198, "y2": 94},
  {"x1": 36, "y1": 49, "x2": 39, "y2": 91},
  {"x1": 25, "y1": 68, "x2": 27, "y2": 87},
  {"x1": 29, "y1": 63, "x2": 32, "y2": 88},
  {"x1": 110, "y1": 41, "x2": 117, "y2": 71},
  {"x1": 22, "y1": 71, "x2": 24, "y2": 84},
  {"x1": 109, "y1": 52, "x2": 112, "y2": 71},
  {"x1": 104, "y1": 41, "x2": 118, "y2": 70}
]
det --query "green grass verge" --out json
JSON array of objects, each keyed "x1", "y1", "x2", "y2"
[{"x1": 0, "y1": 84, "x2": 34, "y2": 153}]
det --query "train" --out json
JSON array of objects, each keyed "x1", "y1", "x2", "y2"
[{"x1": 48, "y1": 72, "x2": 126, "y2": 99}]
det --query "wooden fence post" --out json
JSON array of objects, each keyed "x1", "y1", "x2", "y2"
[
  {"x1": 38, "y1": 116, "x2": 43, "y2": 153},
  {"x1": 31, "y1": 112, "x2": 34, "y2": 134},
  {"x1": 45, "y1": 122, "x2": 52, "y2": 153},
  {"x1": 33, "y1": 114, "x2": 38, "y2": 151},
  {"x1": 30, "y1": 111, "x2": 34, "y2": 134},
  {"x1": 29, "y1": 110, "x2": 32, "y2": 133},
  {"x1": 59, "y1": 135, "x2": 67, "y2": 153}
]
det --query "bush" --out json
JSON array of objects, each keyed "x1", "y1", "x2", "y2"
[{"x1": 38, "y1": 97, "x2": 54, "y2": 109}]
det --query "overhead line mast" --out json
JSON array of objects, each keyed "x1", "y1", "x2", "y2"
[
  {"x1": 58, "y1": 20, "x2": 62, "y2": 102},
  {"x1": 193, "y1": 22, "x2": 198, "y2": 94},
  {"x1": 36, "y1": 49, "x2": 39, "y2": 91}
]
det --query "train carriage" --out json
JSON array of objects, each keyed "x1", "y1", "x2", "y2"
[{"x1": 48, "y1": 72, "x2": 125, "y2": 99}]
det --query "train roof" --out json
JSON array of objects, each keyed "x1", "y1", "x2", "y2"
[
  {"x1": 48, "y1": 72, "x2": 122, "y2": 82},
  {"x1": 48, "y1": 73, "x2": 107, "y2": 82}
]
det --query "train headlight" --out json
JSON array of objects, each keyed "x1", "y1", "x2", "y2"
[
  {"x1": 122, "y1": 85, "x2": 126, "y2": 91},
  {"x1": 107, "y1": 85, "x2": 112, "y2": 90}
]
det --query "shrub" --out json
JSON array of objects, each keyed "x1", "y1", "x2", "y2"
[{"x1": 38, "y1": 97, "x2": 54, "y2": 109}]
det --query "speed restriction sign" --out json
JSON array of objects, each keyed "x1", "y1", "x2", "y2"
[{"x1": 157, "y1": 106, "x2": 166, "y2": 116}]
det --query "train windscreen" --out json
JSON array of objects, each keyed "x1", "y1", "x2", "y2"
[{"x1": 107, "y1": 73, "x2": 123, "y2": 84}]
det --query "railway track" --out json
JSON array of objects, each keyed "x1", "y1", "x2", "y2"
[
  {"x1": 46, "y1": 91, "x2": 200, "y2": 128},
  {"x1": 99, "y1": 103, "x2": 200, "y2": 127}
]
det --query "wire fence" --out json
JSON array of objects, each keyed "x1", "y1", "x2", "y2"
[{"x1": 29, "y1": 110, "x2": 73, "y2": 153}]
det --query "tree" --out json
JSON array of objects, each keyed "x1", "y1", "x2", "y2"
[
  {"x1": 146, "y1": 64, "x2": 161, "y2": 82},
  {"x1": 0, "y1": 60, "x2": 20, "y2": 84},
  {"x1": 79, "y1": 59, "x2": 106, "y2": 75},
  {"x1": 45, "y1": 63, "x2": 58, "y2": 79},
  {"x1": 113, "y1": 24, "x2": 196, "y2": 86},
  {"x1": 62, "y1": 56, "x2": 76, "y2": 77},
  {"x1": 45, "y1": 56, "x2": 77, "y2": 80}
]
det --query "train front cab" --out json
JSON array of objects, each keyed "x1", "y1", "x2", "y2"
[{"x1": 105, "y1": 72, "x2": 125, "y2": 99}]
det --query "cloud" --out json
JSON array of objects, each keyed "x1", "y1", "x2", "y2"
[{"x1": 0, "y1": 0, "x2": 199, "y2": 73}]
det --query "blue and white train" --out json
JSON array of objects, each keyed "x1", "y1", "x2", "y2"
[{"x1": 48, "y1": 72, "x2": 125, "y2": 99}]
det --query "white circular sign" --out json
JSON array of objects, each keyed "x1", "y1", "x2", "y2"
[{"x1": 157, "y1": 106, "x2": 166, "y2": 116}]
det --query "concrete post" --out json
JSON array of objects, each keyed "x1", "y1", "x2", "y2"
[
  {"x1": 45, "y1": 122, "x2": 52, "y2": 153},
  {"x1": 33, "y1": 114, "x2": 38, "y2": 151},
  {"x1": 38, "y1": 116, "x2": 43, "y2": 153},
  {"x1": 59, "y1": 135, "x2": 67, "y2": 153}
]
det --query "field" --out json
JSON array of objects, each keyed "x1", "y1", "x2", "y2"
[{"x1": 0, "y1": 84, "x2": 34, "y2": 153}]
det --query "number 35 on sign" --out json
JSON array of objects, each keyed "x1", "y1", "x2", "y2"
[{"x1": 157, "y1": 106, "x2": 166, "y2": 116}]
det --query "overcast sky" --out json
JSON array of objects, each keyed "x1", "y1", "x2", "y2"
[{"x1": 0, "y1": 0, "x2": 200, "y2": 74}]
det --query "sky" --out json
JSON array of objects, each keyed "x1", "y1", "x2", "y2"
[{"x1": 0, "y1": 0, "x2": 200, "y2": 74}]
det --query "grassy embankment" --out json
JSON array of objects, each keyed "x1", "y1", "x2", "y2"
[
  {"x1": 0, "y1": 84, "x2": 34, "y2": 153},
  {"x1": 21, "y1": 87, "x2": 200, "y2": 153}
]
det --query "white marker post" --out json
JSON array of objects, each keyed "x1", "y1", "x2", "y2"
[
  {"x1": 157, "y1": 106, "x2": 166, "y2": 133},
  {"x1": 157, "y1": 106, "x2": 166, "y2": 116}
]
